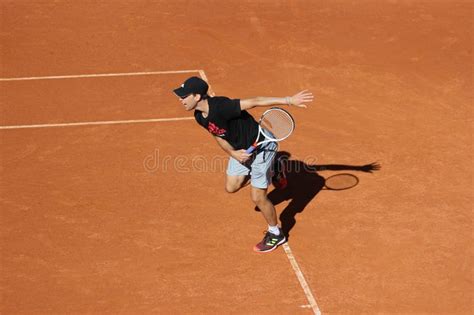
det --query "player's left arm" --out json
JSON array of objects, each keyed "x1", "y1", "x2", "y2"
[
  {"x1": 240, "y1": 90, "x2": 313, "y2": 110},
  {"x1": 213, "y1": 136, "x2": 251, "y2": 163}
]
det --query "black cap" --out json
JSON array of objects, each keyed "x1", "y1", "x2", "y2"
[{"x1": 173, "y1": 76, "x2": 209, "y2": 98}]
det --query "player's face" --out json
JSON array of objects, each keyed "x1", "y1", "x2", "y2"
[{"x1": 180, "y1": 94, "x2": 200, "y2": 111}]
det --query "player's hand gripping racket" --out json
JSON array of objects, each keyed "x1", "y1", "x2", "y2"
[{"x1": 246, "y1": 107, "x2": 295, "y2": 154}]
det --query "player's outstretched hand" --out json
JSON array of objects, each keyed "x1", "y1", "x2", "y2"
[{"x1": 290, "y1": 90, "x2": 314, "y2": 108}]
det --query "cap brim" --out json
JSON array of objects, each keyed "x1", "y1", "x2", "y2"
[{"x1": 173, "y1": 87, "x2": 188, "y2": 98}]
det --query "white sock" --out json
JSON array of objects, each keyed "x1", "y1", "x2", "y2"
[{"x1": 268, "y1": 225, "x2": 280, "y2": 235}]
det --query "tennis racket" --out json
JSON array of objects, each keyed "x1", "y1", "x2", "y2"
[{"x1": 246, "y1": 107, "x2": 295, "y2": 154}]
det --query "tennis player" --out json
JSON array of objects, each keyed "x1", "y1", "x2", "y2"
[{"x1": 173, "y1": 76, "x2": 313, "y2": 253}]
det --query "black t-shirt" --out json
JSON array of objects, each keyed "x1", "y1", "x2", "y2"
[{"x1": 194, "y1": 96, "x2": 259, "y2": 150}]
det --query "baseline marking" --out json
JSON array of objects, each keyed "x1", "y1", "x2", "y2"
[
  {"x1": 0, "y1": 70, "x2": 200, "y2": 81},
  {"x1": 283, "y1": 243, "x2": 322, "y2": 315},
  {"x1": 0, "y1": 117, "x2": 194, "y2": 130}
]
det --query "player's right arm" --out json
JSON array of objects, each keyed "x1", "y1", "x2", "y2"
[{"x1": 213, "y1": 136, "x2": 251, "y2": 163}]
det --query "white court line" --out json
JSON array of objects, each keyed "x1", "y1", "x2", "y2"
[
  {"x1": 283, "y1": 243, "x2": 322, "y2": 315},
  {"x1": 0, "y1": 69, "x2": 200, "y2": 81},
  {"x1": 0, "y1": 69, "x2": 201, "y2": 129},
  {"x1": 0, "y1": 117, "x2": 194, "y2": 130}
]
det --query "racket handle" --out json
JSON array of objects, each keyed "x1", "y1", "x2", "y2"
[{"x1": 245, "y1": 144, "x2": 257, "y2": 154}]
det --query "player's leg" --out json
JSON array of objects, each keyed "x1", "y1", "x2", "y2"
[
  {"x1": 225, "y1": 174, "x2": 249, "y2": 193},
  {"x1": 249, "y1": 142, "x2": 286, "y2": 252},
  {"x1": 225, "y1": 156, "x2": 251, "y2": 193},
  {"x1": 251, "y1": 186, "x2": 277, "y2": 226},
  {"x1": 251, "y1": 186, "x2": 286, "y2": 253}
]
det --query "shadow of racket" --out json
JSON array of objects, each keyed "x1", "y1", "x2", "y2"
[{"x1": 323, "y1": 173, "x2": 359, "y2": 191}]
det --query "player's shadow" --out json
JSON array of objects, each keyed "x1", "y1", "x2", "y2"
[{"x1": 261, "y1": 151, "x2": 381, "y2": 239}]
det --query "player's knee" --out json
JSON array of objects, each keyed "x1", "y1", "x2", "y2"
[
  {"x1": 225, "y1": 183, "x2": 240, "y2": 194},
  {"x1": 251, "y1": 190, "x2": 267, "y2": 205}
]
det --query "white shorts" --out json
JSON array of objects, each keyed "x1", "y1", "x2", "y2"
[{"x1": 226, "y1": 141, "x2": 278, "y2": 189}]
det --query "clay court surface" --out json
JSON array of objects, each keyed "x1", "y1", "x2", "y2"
[{"x1": 0, "y1": 1, "x2": 472, "y2": 314}]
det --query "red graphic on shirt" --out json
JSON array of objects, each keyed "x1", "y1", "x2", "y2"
[{"x1": 208, "y1": 122, "x2": 226, "y2": 136}]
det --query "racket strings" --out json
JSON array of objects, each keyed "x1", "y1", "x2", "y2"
[{"x1": 261, "y1": 110, "x2": 294, "y2": 140}]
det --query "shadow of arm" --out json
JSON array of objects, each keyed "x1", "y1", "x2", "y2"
[{"x1": 315, "y1": 162, "x2": 381, "y2": 173}]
